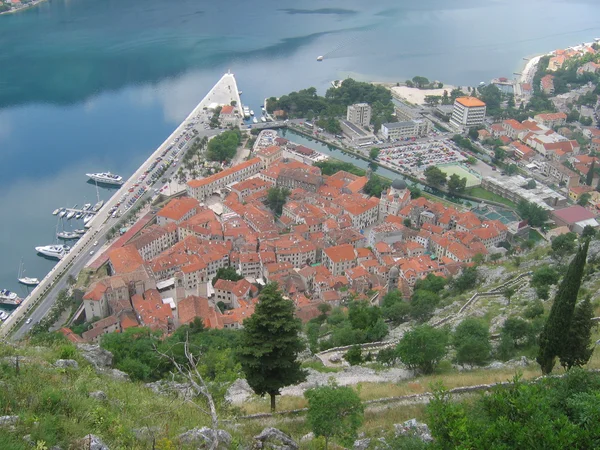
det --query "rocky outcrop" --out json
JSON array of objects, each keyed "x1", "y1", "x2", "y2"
[
  {"x1": 353, "y1": 438, "x2": 372, "y2": 449},
  {"x1": 253, "y1": 427, "x2": 298, "y2": 450},
  {"x1": 89, "y1": 391, "x2": 107, "y2": 401},
  {"x1": 394, "y1": 418, "x2": 433, "y2": 442},
  {"x1": 77, "y1": 344, "x2": 113, "y2": 369},
  {"x1": 178, "y1": 427, "x2": 232, "y2": 449},
  {"x1": 484, "y1": 356, "x2": 533, "y2": 370},
  {"x1": 99, "y1": 368, "x2": 129, "y2": 381},
  {"x1": 145, "y1": 380, "x2": 195, "y2": 401},
  {"x1": 225, "y1": 378, "x2": 254, "y2": 404},
  {"x1": 54, "y1": 359, "x2": 79, "y2": 369},
  {"x1": 0, "y1": 415, "x2": 19, "y2": 428},
  {"x1": 80, "y1": 434, "x2": 110, "y2": 450}
]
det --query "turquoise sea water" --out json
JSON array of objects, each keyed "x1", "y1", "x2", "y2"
[{"x1": 1, "y1": 0, "x2": 600, "y2": 295}]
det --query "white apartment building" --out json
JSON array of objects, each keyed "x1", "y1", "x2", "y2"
[
  {"x1": 346, "y1": 103, "x2": 372, "y2": 127},
  {"x1": 381, "y1": 119, "x2": 431, "y2": 141},
  {"x1": 450, "y1": 97, "x2": 486, "y2": 129}
]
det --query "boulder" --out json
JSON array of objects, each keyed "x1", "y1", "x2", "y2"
[
  {"x1": 77, "y1": 344, "x2": 113, "y2": 369},
  {"x1": 0, "y1": 415, "x2": 19, "y2": 428},
  {"x1": 54, "y1": 359, "x2": 79, "y2": 369},
  {"x1": 80, "y1": 434, "x2": 110, "y2": 450},
  {"x1": 178, "y1": 427, "x2": 232, "y2": 449},
  {"x1": 100, "y1": 368, "x2": 129, "y2": 381},
  {"x1": 225, "y1": 378, "x2": 254, "y2": 404},
  {"x1": 146, "y1": 380, "x2": 195, "y2": 401},
  {"x1": 89, "y1": 391, "x2": 107, "y2": 401},
  {"x1": 253, "y1": 427, "x2": 298, "y2": 450},
  {"x1": 23, "y1": 434, "x2": 34, "y2": 445},
  {"x1": 353, "y1": 438, "x2": 371, "y2": 450},
  {"x1": 300, "y1": 432, "x2": 314, "y2": 442},
  {"x1": 394, "y1": 419, "x2": 433, "y2": 443}
]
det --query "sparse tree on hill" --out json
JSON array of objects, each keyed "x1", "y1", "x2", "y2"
[
  {"x1": 551, "y1": 232, "x2": 577, "y2": 262},
  {"x1": 537, "y1": 239, "x2": 589, "y2": 374},
  {"x1": 397, "y1": 325, "x2": 448, "y2": 374},
  {"x1": 453, "y1": 318, "x2": 491, "y2": 366},
  {"x1": 305, "y1": 382, "x2": 364, "y2": 450},
  {"x1": 237, "y1": 283, "x2": 306, "y2": 411},
  {"x1": 559, "y1": 296, "x2": 595, "y2": 370}
]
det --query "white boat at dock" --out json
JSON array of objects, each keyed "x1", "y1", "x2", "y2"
[
  {"x1": 66, "y1": 210, "x2": 76, "y2": 220},
  {"x1": 75, "y1": 211, "x2": 83, "y2": 219},
  {"x1": 74, "y1": 229, "x2": 86, "y2": 235},
  {"x1": 261, "y1": 116, "x2": 267, "y2": 123},
  {"x1": 18, "y1": 259, "x2": 39, "y2": 286},
  {"x1": 252, "y1": 117, "x2": 258, "y2": 124},
  {"x1": 86, "y1": 172, "x2": 124, "y2": 186},
  {"x1": 83, "y1": 203, "x2": 92, "y2": 211},
  {"x1": 243, "y1": 106, "x2": 250, "y2": 118},
  {"x1": 52, "y1": 208, "x2": 62, "y2": 215},
  {"x1": 250, "y1": 110, "x2": 255, "y2": 116},
  {"x1": 83, "y1": 214, "x2": 94, "y2": 224},
  {"x1": 35, "y1": 244, "x2": 69, "y2": 260},
  {"x1": 57, "y1": 231, "x2": 80, "y2": 240},
  {"x1": 93, "y1": 200, "x2": 104, "y2": 212},
  {"x1": 59, "y1": 210, "x2": 67, "y2": 218}
]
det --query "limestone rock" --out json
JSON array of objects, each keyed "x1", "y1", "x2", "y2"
[
  {"x1": 23, "y1": 434, "x2": 34, "y2": 445},
  {"x1": 253, "y1": 427, "x2": 298, "y2": 450},
  {"x1": 89, "y1": 391, "x2": 107, "y2": 401},
  {"x1": 178, "y1": 427, "x2": 232, "y2": 449},
  {"x1": 225, "y1": 378, "x2": 254, "y2": 404},
  {"x1": 300, "y1": 432, "x2": 314, "y2": 442},
  {"x1": 353, "y1": 438, "x2": 371, "y2": 450},
  {"x1": 146, "y1": 380, "x2": 195, "y2": 401},
  {"x1": 80, "y1": 434, "x2": 110, "y2": 450},
  {"x1": 100, "y1": 368, "x2": 129, "y2": 381},
  {"x1": 77, "y1": 344, "x2": 113, "y2": 369},
  {"x1": 1, "y1": 356, "x2": 35, "y2": 367},
  {"x1": 0, "y1": 415, "x2": 19, "y2": 428},
  {"x1": 394, "y1": 418, "x2": 433, "y2": 442},
  {"x1": 54, "y1": 359, "x2": 79, "y2": 369}
]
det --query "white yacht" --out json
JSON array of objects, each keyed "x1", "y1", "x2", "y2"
[
  {"x1": 66, "y1": 210, "x2": 76, "y2": 220},
  {"x1": 83, "y1": 214, "x2": 94, "y2": 224},
  {"x1": 317, "y1": 55, "x2": 324, "y2": 61},
  {"x1": 35, "y1": 244, "x2": 69, "y2": 260},
  {"x1": 261, "y1": 116, "x2": 267, "y2": 123},
  {"x1": 86, "y1": 172, "x2": 124, "y2": 186},
  {"x1": 57, "y1": 231, "x2": 80, "y2": 240},
  {"x1": 59, "y1": 209, "x2": 67, "y2": 218},
  {"x1": 52, "y1": 208, "x2": 61, "y2": 215},
  {"x1": 252, "y1": 117, "x2": 258, "y2": 124},
  {"x1": 75, "y1": 211, "x2": 83, "y2": 219},
  {"x1": 74, "y1": 229, "x2": 86, "y2": 235},
  {"x1": 18, "y1": 260, "x2": 39, "y2": 286},
  {"x1": 83, "y1": 203, "x2": 92, "y2": 211},
  {"x1": 0, "y1": 311, "x2": 8, "y2": 321},
  {"x1": 243, "y1": 106, "x2": 251, "y2": 118},
  {"x1": 250, "y1": 110, "x2": 255, "y2": 116},
  {"x1": 0, "y1": 289, "x2": 18, "y2": 301}
]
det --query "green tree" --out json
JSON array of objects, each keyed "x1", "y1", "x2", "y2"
[
  {"x1": 412, "y1": 76, "x2": 430, "y2": 88},
  {"x1": 211, "y1": 266, "x2": 243, "y2": 286},
  {"x1": 577, "y1": 192, "x2": 591, "y2": 206},
  {"x1": 531, "y1": 265, "x2": 560, "y2": 288},
  {"x1": 369, "y1": 147, "x2": 380, "y2": 160},
  {"x1": 494, "y1": 147, "x2": 506, "y2": 162},
  {"x1": 397, "y1": 325, "x2": 448, "y2": 374},
  {"x1": 447, "y1": 174, "x2": 467, "y2": 195},
  {"x1": 551, "y1": 232, "x2": 577, "y2": 261},
  {"x1": 410, "y1": 289, "x2": 440, "y2": 323},
  {"x1": 424, "y1": 166, "x2": 447, "y2": 187},
  {"x1": 344, "y1": 345, "x2": 363, "y2": 365},
  {"x1": 305, "y1": 382, "x2": 364, "y2": 449},
  {"x1": 559, "y1": 297, "x2": 595, "y2": 370},
  {"x1": 537, "y1": 239, "x2": 589, "y2": 374},
  {"x1": 206, "y1": 129, "x2": 241, "y2": 161},
  {"x1": 517, "y1": 200, "x2": 549, "y2": 227},
  {"x1": 452, "y1": 266, "x2": 478, "y2": 293},
  {"x1": 266, "y1": 187, "x2": 291, "y2": 215},
  {"x1": 453, "y1": 319, "x2": 491, "y2": 366},
  {"x1": 506, "y1": 163, "x2": 518, "y2": 175},
  {"x1": 237, "y1": 283, "x2": 307, "y2": 410},
  {"x1": 586, "y1": 159, "x2": 595, "y2": 186}
]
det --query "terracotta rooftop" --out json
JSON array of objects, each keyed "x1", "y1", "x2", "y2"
[
  {"x1": 157, "y1": 197, "x2": 200, "y2": 221},
  {"x1": 109, "y1": 245, "x2": 144, "y2": 274},
  {"x1": 455, "y1": 96, "x2": 486, "y2": 108}
]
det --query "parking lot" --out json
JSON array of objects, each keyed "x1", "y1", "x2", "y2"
[{"x1": 377, "y1": 139, "x2": 467, "y2": 175}]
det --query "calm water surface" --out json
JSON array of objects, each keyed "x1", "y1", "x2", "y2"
[{"x1": 1, "y1": 0, "x2": 599, "y2": 294}]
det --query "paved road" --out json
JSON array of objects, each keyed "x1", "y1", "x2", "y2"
[{"x1": 6, "y1": 73, "x2": 240, "y2": 340}]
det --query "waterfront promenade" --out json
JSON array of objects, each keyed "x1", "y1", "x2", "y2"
[{"x1": 2, "y1": 72, "x2": 241, "y2": 340}]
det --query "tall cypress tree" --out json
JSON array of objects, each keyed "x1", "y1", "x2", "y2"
[
  {"x1": 559, "y1": 296, "x2": 595, "y2": 370},
  {"x1": 237, "y1": 283, "x2": 307, "y2": 411},
  {"x1": 537, "y1": 239, "x2": 589, "y2": 374},
  {"x1": 586, "y1": 159, "x2": 595, "y2": 186}
]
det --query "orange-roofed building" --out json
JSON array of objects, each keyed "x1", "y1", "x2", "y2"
[
  {"x1": 534, "y1": 112, "x2": 567, "y2": 128},
  {"x1": 108, "y1": 245, "x2": 144, "y2": 275},
  {"x1": 187, "y1": 158, "x2": 264, "y2": 201},
  {"x1": 59, "y1": 327, "x2": 85, "y2": 344},
  {"x1": 132, "y1": 289, "x2": 173, "y2": 333},
  {"x1": 322, "y1": 243, "x2": 357, "y2": 276},
  {"x1": 157, "y1": 197, "x2": 200, "y2": 226},
  {"x1": 451, "y1": 97, "x2": 486, "y2": 128},
  {"x1": 214, "y1": 278, "x2": 256, "y2": 308},
  {"x1": 256, "y1": 145, "x2": 283, "y2": 167},
  {"x1": 511, "y1": 141, "x2": 535, "y2": 161},
  {"x1": 502, "y1": 119, "x2": 526, "y2": 139},
  {"x1": 178, "y1": 295, "x2": 223, "y2": 329}
]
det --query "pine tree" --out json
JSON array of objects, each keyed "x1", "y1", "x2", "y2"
[
  {"x1": 587, "y1": 159, "x2": 595, "y2": 186},
  {"x1": 237, "y1": 283, "x2": 307, "y2": 411},
  {"x1": 559, "y1": 296, "x2": 595, "y2": 370},
  {"x1": 537, "y1": 239, "x2": 589, "y2": 374}
]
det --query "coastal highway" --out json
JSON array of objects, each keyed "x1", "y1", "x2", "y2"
[{"x1": 3, "y1": 72, "x2": 242, "y2": 340}]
